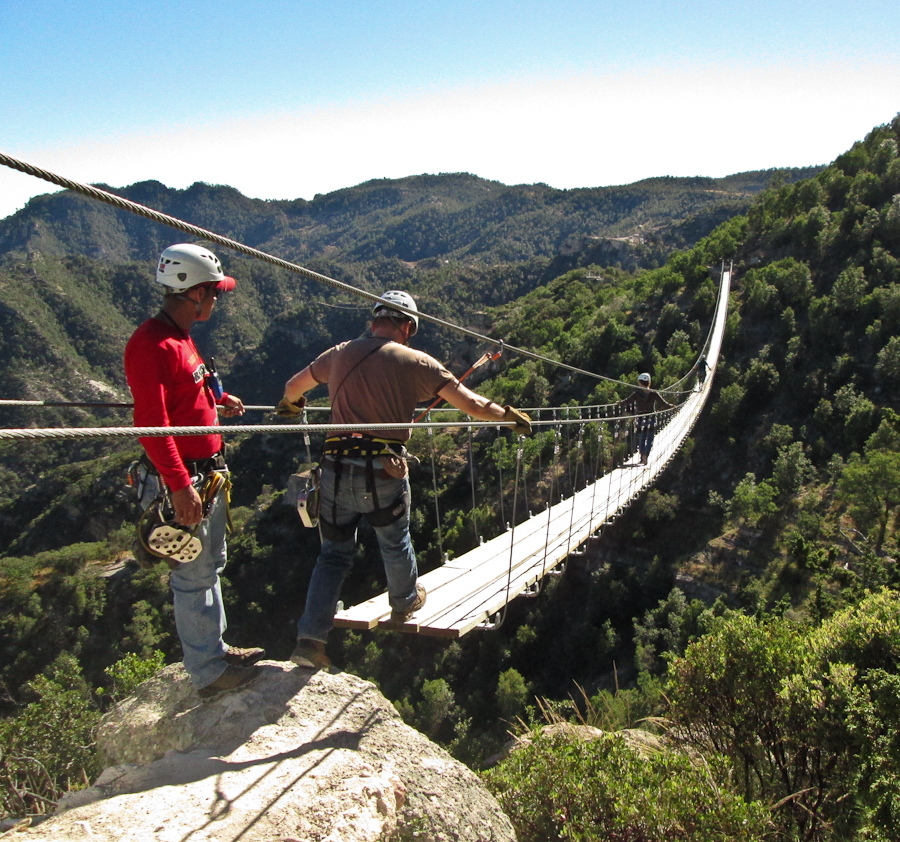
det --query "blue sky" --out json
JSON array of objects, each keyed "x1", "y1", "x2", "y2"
[{"x1": 1, "y1": 0, "x2": 898, "y2": 220}]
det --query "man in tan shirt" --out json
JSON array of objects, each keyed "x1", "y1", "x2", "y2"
[{"x1": 279, "y1": 290, "x2": 531, "y2": 669}]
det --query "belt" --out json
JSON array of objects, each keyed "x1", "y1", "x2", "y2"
[
  {"x1": 185, "y1": 450, "x2": 227, "y2": 476},
  {"x1": 322, "y1": 456, "x2": 392, "y2": 480},
  {"x1": 323, "y1": 434, "x2": 404, "y2": 459}
]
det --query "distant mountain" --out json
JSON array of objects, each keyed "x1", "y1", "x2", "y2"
[{"x1": 0, "y1": 168, "x2": 821, "y2": 269}]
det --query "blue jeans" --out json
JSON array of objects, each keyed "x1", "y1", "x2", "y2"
[
  {"x1": 296, "y1": 460, "x2": 418, "y2": 642},
  {"x1": 140, "y1": 470, "x2": 229, "y2": 689},
  {"x1": 636, "y1": 419, "x2": 656, "y2": 457}
]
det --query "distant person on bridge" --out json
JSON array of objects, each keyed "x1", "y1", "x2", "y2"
[
  {"x1": 693, "y1": 356, "x2": 710, "y2": 391},
  {"x1": 618, "y1": 372, "x2": 674, "y2": 465},
  {"x1": 125, "y1": 243, "x2": 264, "y2": 700},
  {"x1": 278, "y1": 290, "x2": 532, "y2": 671}
]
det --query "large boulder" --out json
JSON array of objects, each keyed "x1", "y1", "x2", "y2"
[{"x1": 25, "y1": 661, "x2": 515, "y2": 842}]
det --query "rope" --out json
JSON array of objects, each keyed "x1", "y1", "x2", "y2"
[
  {"x1": 467, "y1": 428, "x2": 480, "y2": 544},
  {"x1": 0, "y1": 149, "x2": 639, "y2": 388},
  {"x1": 541, "y1": 423, "x2": 563, "y2": 574},
  {"x1": 426, "y1": 412, "x2": 445, "y2": 562},
  {"x1": 0, "y1": 419, "x2": 533, "y2": 441},
  {"x1": 503, "y1": 436, "x2": 526, "y2": 611},
  {"x1": 0, "y1": 407, "x2": 678, "y2": 440},
  {"x1": 496, "y1": 435, "x2": 506, "y2": 527},
  {"x1": 0, "y1": 399, "x2": 301, "y2": 412}
]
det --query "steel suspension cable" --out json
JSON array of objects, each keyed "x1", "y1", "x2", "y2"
[
  {"x1": 0, "y1": 149, "x2": 635, "y2": 388},
  {"x1": 0, "y1": 413, "x2": 640, "y2": 441}
]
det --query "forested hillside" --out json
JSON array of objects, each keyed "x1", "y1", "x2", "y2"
[
  {"x1": 0, "y1": 167, "x2": 818, "y2": 267},
  {"x1": 3, "y1": 113, "x2": 900, "y2": 840}
]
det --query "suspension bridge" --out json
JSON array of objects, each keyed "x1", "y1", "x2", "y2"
[
  {"x1": 0, "y1": 150, "x2": 732, "y2": 640},
  {"x1": 334, "y1": 268, "x2": 730, "y2": 636}
]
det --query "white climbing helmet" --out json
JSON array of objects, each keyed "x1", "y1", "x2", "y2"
[
  {"x1": 372, "y1": 290, "x2": 419, "y2": 335},
  {"x1": 155, "y1": 243, "x2": 236, "y2": 292},
  {"x1": 638, "y1": 372, "x2": 651, "y2": 385}
]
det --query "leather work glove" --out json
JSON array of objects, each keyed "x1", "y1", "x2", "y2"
[
  {"x1": 503, "y1": 405, "x2": 532, "y2": 435},
  {"x1": 276, "y1": 395, "x2": 306, "y2": 418}
]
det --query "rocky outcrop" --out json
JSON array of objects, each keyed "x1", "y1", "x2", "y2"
[{"x1": 25, "y1": 661, "x2": 515, "y2": 842}]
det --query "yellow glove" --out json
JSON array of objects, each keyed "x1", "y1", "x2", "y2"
[
  {"x1": 503, "y1": 405, "x2": 532, "y2": 435},
  {"x1": 276, "y1": 395, "x2": 306, "y2": 418}
]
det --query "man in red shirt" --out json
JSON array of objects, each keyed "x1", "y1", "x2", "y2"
[{"x1": 125, "y1": 243, "x2": 263, "y2": 699}]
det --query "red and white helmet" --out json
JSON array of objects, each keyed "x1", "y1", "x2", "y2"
[
  {"x1": 155, "y1": 243, "x2": 236, "y2": 292},
  {"x1": 372, "y1": 290, "x2": 419, "y2": 335}
]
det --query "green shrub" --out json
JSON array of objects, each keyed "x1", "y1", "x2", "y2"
[
  {"x1": 482, "y1": 730, "x2": 771, "y2": 841},
  {"x1": 0, "y1": 654, "x2": 100, "y2": 819},
  {"x1": 726, "y1": 473, "x2": 778, "y2": 525},
  {"x1": 710, "y1": 382, "x2": 745, "y2": 429},
  {"x1": 669, "y1": 594, "x2": 900, "y2": 840},
  {"x1": 103, "y1": 650, "x2": 166, "y2": 702}
]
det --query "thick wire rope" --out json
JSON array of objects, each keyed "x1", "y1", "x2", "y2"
[
  {"x1": 0, "y1": 420, "x2": 526, "y2": 441},
  {"x1": 0, "y1": 149, "x2": 639, "y2": 389},
  {"x1": 0, "y1": 397, "x2": 675, "y2": 429},
  {"x1": 0, "y1": 412, "x2": 683, "y2": 441},
  {"x1": 0, "y1": 400, "x2": 327, "y2": 412}
]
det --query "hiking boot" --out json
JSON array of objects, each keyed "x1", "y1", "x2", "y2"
[
  {"x1": 197, "y1": 663, "x2": 260, "y2": 699},
  {"x1": 224, "y1": 646, "x2": 266, "y2": 667},
  {"x1": 390, "y1": 583, "x2": 427, "y2": 624},
  {"x1": 290, "y1": 639, "x2": 331, "y2": 671}
]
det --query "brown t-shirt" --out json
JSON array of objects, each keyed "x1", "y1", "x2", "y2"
[
  {"x1": 310, "y1": 337, "x2": 456, "y2": 441},
  {"x1": 620, "y1": 388, "x2": 673, "y2": 415}
]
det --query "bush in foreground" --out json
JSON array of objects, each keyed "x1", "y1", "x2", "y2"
[{"x1": 482, "y1": 729, "x2": 771, "y2": 841}]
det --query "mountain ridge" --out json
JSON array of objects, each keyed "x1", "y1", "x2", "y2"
[{"x1": 0, "y1": 166, "x2": 821, "y2": 267}]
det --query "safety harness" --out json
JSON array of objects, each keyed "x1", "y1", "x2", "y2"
[
  {"x1": 129, "y1": 449, "x2": 232, "y2": 568},
  {"x1": 318, "y1": 433, "x2": 411, "y2": 542}
]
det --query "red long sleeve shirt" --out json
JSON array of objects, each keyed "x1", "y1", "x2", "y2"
[{"x1": 124, "y1": 317, "x2": 226, "y2": 491}]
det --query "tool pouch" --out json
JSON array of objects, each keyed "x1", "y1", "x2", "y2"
[
  {"x1": 295, "y1": 465, "x2": 321, "y2": 528},
  {"x1": 379, "y1": 454, "x2": 408, "y2": 479}
]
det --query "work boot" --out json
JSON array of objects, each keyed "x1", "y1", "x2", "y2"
[
  {"x1": 224, "y1": 646, "x2": 266, "y2": 667},
  {"x1": 390, "y1": 583, "x2": 427, "y2": 624},
  {"x1": 290, "y1": 639, "x2": 331, "y2": 671},
  {"x1": 197, "y1": 663, "x2": 260, "y2": 700}
]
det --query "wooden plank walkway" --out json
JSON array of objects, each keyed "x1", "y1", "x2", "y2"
[{"x1": 333, "y1": 270, "x2": 731, "y2": 637}]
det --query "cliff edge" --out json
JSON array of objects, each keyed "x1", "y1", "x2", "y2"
[{"x1": 23, "y1": 661, "x2": 515, "y2": 842}]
